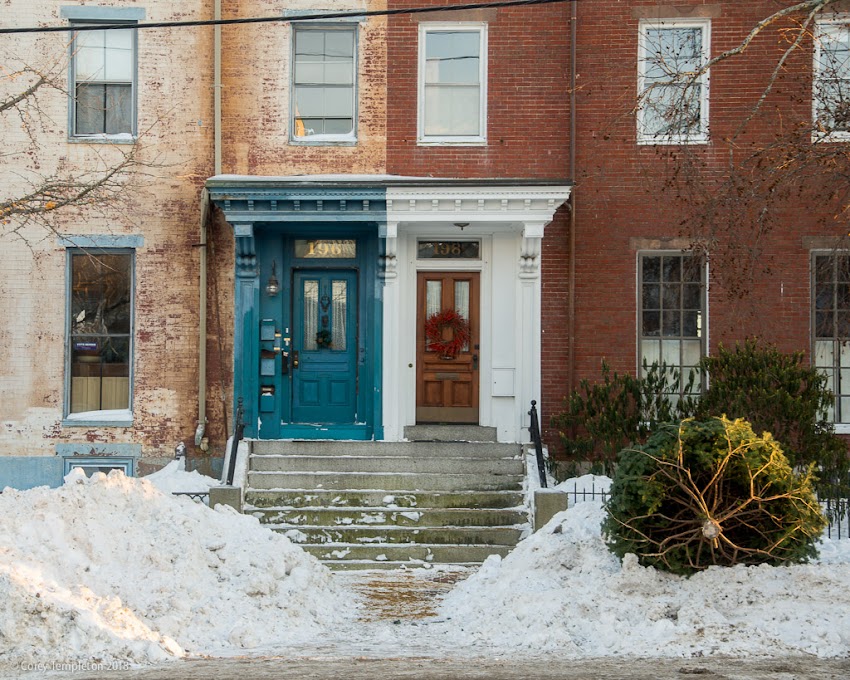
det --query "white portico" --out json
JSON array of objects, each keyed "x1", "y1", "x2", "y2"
[{"x1": 380, "y1": 181, "x2": 571, "y2": 443}]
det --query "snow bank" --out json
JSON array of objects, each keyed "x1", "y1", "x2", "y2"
[
  {"x1": 441, "y1": 500, "x2": 850, "y2": 658},
  {"x1": 0, "y1": 470, "x2": 351, "y2": 666},
  {"x1": 143, "y1": 460, "x2": 220, "y2": 494}
]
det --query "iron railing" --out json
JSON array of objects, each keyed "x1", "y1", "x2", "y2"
[
  {"x1": 171, "y1": 491, "x2": 210, "y2": 504},
  {"x1": 225, "y1": 397, "x2": 245, "y2": 486},
  {"x1": 528, "y1": 400, "x2": 547, "y2": 489},
  {"x1": 820, "y1": 496, "x2": 850, "y2": 540}
]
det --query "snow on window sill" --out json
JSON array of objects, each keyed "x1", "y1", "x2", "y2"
[
  {"x1": 63, "y1": 409, "x2": 133, "y2": 427},
  {"x1": 834, "y1": 423, "x2": 850, "y2": 435},
  {"x1": 68, "y1": 133, "x2": 137, "y2": 145},
  {"x1": 637, "y1": 134, "x2": 709, "y2": 146}
]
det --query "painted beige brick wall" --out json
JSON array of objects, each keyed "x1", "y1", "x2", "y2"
[{"x1": 0, "y1": 0, "x2": 215, "y2": 461}]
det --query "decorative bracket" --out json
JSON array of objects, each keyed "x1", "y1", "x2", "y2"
[
  {"x1": 378, "y1": 221, "x2": 399, "y2": 280},
  {"x1": 519, "y1": 222, "x2": 546, "y2": 279}
]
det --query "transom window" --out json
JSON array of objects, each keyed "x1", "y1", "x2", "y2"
[
  {"x1": 813, "y1": 253, "x2": 850, "y2": 423},
  {"x1": 419, "y1": 23, "x2": 487, "y2": 144},
  {"x1": 639, "y1": 253, "x2": 706, "y2": 400},
  {"x1": 67, "y1": 252, "x2": 133, "y2": 417},
  {"x1": 292, "y1": 27, "x2": 357, "y2": 140},
  {"x1": 71, "y1": 24, "x2": 137, "y2": 137},
  {"x1": 814, "y1": 20, "x2": 850, "y2": 140},
  {"x1": 638, "y1": 19, "x2": 710, "y2": 144}
]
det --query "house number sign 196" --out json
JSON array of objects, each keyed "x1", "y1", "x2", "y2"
[
  {"x1": 295, "y1": 239, "x2": 357, "y2": 259},
  {"x1": 417, "y1": 241, "x2": 480, "y2": 259}
]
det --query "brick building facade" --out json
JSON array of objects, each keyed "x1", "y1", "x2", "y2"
[{"x1": 1, "y1": 1, "x2": 847, "y2": 487}]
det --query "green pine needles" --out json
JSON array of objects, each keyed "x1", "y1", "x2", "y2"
[{"x1": 604, "y1": 417, "x2": 827, "y2": 575}]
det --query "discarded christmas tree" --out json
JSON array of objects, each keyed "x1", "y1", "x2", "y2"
[{"x1": 604, "y1": 416, "x2": 826, "y2": 575}]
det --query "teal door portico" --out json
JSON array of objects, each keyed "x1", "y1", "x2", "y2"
[
  {"x1": 207, "y1": 178, "x2": 386, "y2": 441},
  {"x1": 292, "y1": 269, "x2": 358, "y2": 424}
]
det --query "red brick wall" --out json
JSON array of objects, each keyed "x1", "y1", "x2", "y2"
[
  {"x1": 568, "y1": 0, "x2": 844, "y2": 419},
  {"x1": 385, "y1": 0, "x2": 571, "y2": 179}
]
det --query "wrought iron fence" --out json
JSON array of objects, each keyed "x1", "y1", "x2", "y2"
[
  {"x1": 559, "y1": 484, "x2": 850, "y2": 541},
  {"x1": 171, "y1": 491, "x2": 210, "y2": 504}
]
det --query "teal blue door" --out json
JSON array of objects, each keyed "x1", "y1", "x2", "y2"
[{"x1": 292, "y1": 270, "x2": 358, "y2": 424}]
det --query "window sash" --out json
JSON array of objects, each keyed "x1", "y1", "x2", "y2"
[
  {"x1": 639, "y1": 253, "x2": 706, "y2": 399},
  {"x1": 419, "y1": 24, "x2": 487, "y2": 142},
  {"x1": 638, "y1": 21, "x2": 710, "y2": 143},
  {"x1": 814, "y1": 22, "x2": 850, "y2": 137},
  {"x1": 813, "y1": 252, "x2": 850, "y2": 423},
  {"x1": 71, "y1": 25, "x2": 137, "y2": 136},
  {"x1": 292, "y1": 27, "x2": 357, "y2": 139}
]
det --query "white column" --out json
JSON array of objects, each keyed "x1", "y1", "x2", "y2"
[
  {"x1": 379, "y1": 221, "x2": 401, "y2": 440},
  {"x1": 518, "y1": 221, "x2": 545, "y2": 441}
]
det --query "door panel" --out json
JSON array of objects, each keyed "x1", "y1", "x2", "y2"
[
  {"x1": 416, "y1": 271, "x2": 480, "y2": 423},
  {"x1": 292, "y1": 270, "x2": 358, "y2": 424}
]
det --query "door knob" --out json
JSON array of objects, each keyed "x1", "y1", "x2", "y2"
[{"x1": 292, "y1": 350, "x2": 299, "y2": 369}]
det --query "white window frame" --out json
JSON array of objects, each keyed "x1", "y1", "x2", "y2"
[
  {"x1": 813, "y1": 18, "x2": 850, "y2": 142},
  {"x1": 637, "y1": 18, "x2": 711, "y2": 145},
  {"x1": 418, "y1": 22, "x2": 488, "y2": 145},
  {"x1": 811, "y1": 250, "x2": 850, "y2": 432},
  {"x1": 637, "y1": 251, "x2": 708, "y2": 401},
  {"x1": 290, "y1": 23, "x2": 359, "y2": 144}
]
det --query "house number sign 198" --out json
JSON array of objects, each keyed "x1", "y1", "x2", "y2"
[{"x1": 418, "y1": 241, "x2": 480, "y2": 259}]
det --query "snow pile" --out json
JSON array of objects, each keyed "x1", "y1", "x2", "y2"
[
  {"x1": 143, "y1": 460, "x2": 220, "y2": 494},
  {"x1": 441, "y1": 490, "x2": 850, "y2": 658},
  {"x1": 0, "y1": 470, "x2": 351, "y2": 666}
]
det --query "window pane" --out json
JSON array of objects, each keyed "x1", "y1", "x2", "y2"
[
  {"x1": 295, "y1": 62, "x2": 324, "y2": 85},
  {"x1": 324, "y1": 118, "x2": 354, "y2": 135},
  {"x1": 303, "y1": 280, "x2": 319, "y2": 351},
  {"x1": 424, "y1": 85, "x2": 480, "y2": 136},
  {"x1": 295, "y1": 31, "x2": 325, "y2": 60},
  {"x1": 104, "y1": 29, "x2": 134, "y2": 80},
  {"x1": 332, "y1": 280, "x2": 347, "y2": 351},
  {"x1": 324, "y1": 88, "x2": 354, "y2": 117},
  {"x1": 662, "y1": 255, "x2": 681, "y2": 282},
  {"x1": 105, "y1": 84, "x2": 133, "y2": 135},
  {"x1": 682, "y1": 339, "x2": 701, "y2": 366},
  {"x1": 76, "y1": 45, "x2": 105, "y2": 81},
  {"x1": 325, "y1": 63, "x2": 354, "y2": 85},
  {"x1": 643, "y1": 256, "x2": 661, "y2": 282},
  {"x1": 642, "y1": 311, "x2": 660, "y2": 337},
  {"x1": 662, "y1": 283, "x2": 681, "y2": 309},
  {"x1": 682, "y1": 283, "x2": 701, "y2": 309},
  {"x1": 426, "y1": 281, "x2": 441, "y2": 318},
  {"x1": 75, "y1": 84, "x2": 105, "y2": 134},
  {"x1": 682, "y1": 311, "x2": 699, "y2": 337},
  {"x1": 815, "y1": 339, "x2": 835, "y2": 367},
  {"x1": 641, "y1": 340, "x2": 660, "y2": 366},
  {"x1": 425, "y1": 31, "x2": 480, "y2": 84},
  {"x1": 817, "y1": 311, "x2": 835, "y2": 338},
  {"x1": 642, "y1": 284, "x2": 660, "y2": 309}
]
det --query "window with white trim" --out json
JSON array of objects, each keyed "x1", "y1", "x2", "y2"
[
  {"x1": 813, "y1": 252, "x2": 850, "y2": 424},
  {"x1": 292, "y1": 26, "x2": 357, "y2": 140},
  {"x1": 638, "y1": 19, "x2": 710, "y2": 144},
  {"x1": 639, "y1": 252, "x2": 706, "y2": 401},
  {"x1": 67, "y1": 251, "x2": 133, "y2": 418},
  {"x1": 418, "y1": 23, "x2": 487, "y2": 144},
  {"x1": 70, "y1": 23, "x2": 137, "y2": 137},
  {"x1": 814, "y1": 20, "x2": 850, "y2": 140}
]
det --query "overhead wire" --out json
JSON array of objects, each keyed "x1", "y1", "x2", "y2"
[{"x1": 0, "y1": 0, "x2": 573, "y2": 35}]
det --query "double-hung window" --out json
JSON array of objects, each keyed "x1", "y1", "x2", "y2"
[
  {"x1": 639, "y1": 252, "x2": 706, "y2": 401},
  {"x1": 70, "y1": 23, "x2": 137, "y2": 137},
  {"x1": 638, "y1": 19, "x2": 710, "y2": 144},
  {"x1": 814, "y1": 20, "x2": 850, "y2": 141},
  {"x1": 813, "y1": 253, "x2": 850, "y2": 426},
  {"x1": 292, "y1": 26, "x2": 357, "y2": 141},
  {"x1": 418, "y1": 23, "x2": 487, "y2": 144},
  {"x1": 67, "y1": 251, "x2": 133, "y2": 419}
]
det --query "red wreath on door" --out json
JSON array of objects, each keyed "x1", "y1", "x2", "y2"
[{"x1": 424, "y1": 309, "x2": 471, "y2": 358}]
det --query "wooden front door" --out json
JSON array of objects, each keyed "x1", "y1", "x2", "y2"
[{"x1": 416, "y1": 271, "x2": 480, "y2": 423}]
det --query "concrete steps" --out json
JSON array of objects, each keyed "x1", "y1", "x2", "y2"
[{"x1": 243, "y1": 436, "x2": 529, "y2": 568}]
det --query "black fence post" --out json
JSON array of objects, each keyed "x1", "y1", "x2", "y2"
[
  {"x1": 528, "y1": 400, "x2": 548, "y2": 489},
  {"x1": 226, "y1": 397, "x2": 245, "y2": 486}
]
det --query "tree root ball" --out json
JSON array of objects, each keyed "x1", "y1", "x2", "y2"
[{"x1": 603, "y1": 416, "x2": 827, "y2": 575}]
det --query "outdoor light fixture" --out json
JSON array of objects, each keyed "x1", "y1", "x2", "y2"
[
  {"x1": 266, "y1": 261, "x2": 280, "y2": 297},
  {"x1": 454, "y1": 222, "x2": 469, "y2": 231}
]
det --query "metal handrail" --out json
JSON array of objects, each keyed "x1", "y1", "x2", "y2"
[
  {"x1": 225, "y1": 397, "x2": 245, "y2": 486},
  {"x1": 528, "y1": 400, "x2": 548, "y2": 488}
]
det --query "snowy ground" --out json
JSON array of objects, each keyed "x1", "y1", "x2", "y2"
[{"x1": 1, "y1": 470, "x2": 849, "y2": 676}]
